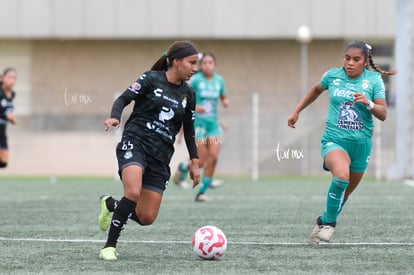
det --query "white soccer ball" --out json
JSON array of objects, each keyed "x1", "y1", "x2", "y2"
[{"x1": 192, "y1": 225, "x2": 227, "y2": 260}]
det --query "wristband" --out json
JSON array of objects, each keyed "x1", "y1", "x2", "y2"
[{"x1": 366, "y1": 100, "x2": 375, "y2": 110}]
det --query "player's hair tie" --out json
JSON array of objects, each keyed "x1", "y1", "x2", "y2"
[
  {"x1": 365, "y1": 43, "x2": 372, "y2": 51},
  {"x1": 162, "y1": 51, "x2": 168, "y2": 57}
]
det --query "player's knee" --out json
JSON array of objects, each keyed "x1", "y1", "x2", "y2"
[
  {"x1": 332, "y1": 169, "x2": 349, "y2": 181},
  {"x1": 0, "y1": 160, "x2": 8, "y2": 168},
  {"x1": 335, "y1": 173, "x2": 349, "y2": 181}
]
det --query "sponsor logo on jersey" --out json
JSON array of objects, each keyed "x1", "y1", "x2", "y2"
[
  {"x1": 200, "y1": 90, "x2": 219, "y2": 98},
  {"x1": 337, "y1": 101, "x2": 364, "y2": 130},
  {"x1": 182, "y1": 96, "x2": 187, "y2": 108},
  {"x1": 362, "y1": 79, "x2": 369, "y2": 89},
  {"x1": 124, "y1": 150, "x2": 133, "y2": 159},
  {"x1": 159, "y1": 106, "x2": 175, "y2": 122},
  {"x1": 333, "y1": 88, "x2": 355, "y2": 99},
  {"x1": 128, "y1": 82, "x2": 142, "y2": 93}
]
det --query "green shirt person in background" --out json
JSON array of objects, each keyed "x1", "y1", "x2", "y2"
[
  {"x1": 288, "y1": 41, "x2": 396, "y2": 244},
  {"x1": 174, "y1": 53, "x2": 229, "y2": 202}
]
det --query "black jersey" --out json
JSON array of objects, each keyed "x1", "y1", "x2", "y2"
[
  {"x1": 0, "y1": 84, "x2": 15, "y2": 126},
  {"x1": 111, "y1": 71, "x2": 196, "y2": 164}
]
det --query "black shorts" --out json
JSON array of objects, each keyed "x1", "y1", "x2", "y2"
[
  {"x1": 0, "y1": 124, "x2": 8, "y2": 150},
  {"x1": 116, "y1": 138, "x2": 171, "y2": 195}
]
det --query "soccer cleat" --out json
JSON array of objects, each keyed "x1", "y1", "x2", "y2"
[
  {"x1": 210, "y1": 179, "x2": 224, "y2": 189},
  {"x1": 195, "y1": 193, "x2": 210, "y2": 202},
  {"x1": 98, "y1": 195, "x2": 112, "y2": 231},
  {"x1": 176, "y1": 180, "x2": 190, "y2": 189},
  {"x1": 100, "y1": 247, "x2": 119, "y2": 261},
  {"x1": 309, "y1": 224, "x2": 321, "y2": 245},
  {"x1": 318, "y1": 225, "x2": 336, "y2": 242}
]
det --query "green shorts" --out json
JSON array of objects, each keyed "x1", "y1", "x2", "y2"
[
  {"x1": 321, "y1": 135, "x2": 372, "y2": 173},
  {"x1": 195, "y1": 117, "x2": 222, "y2": 140}
]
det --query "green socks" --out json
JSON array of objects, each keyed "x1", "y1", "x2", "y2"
[
  {"x1": 199, "y1": 176, "x2": 212, "y2": 194},
  {"x1": 179, "y1": 163, "x2": 189, "y2": 181},
  {"x1": 321, "y1": 177, "x2": 349, "y2": 225}
]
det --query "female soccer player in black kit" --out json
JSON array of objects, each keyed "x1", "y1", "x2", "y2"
[
  {"x1": 99, "y1": 41, "x2": 201, "y2": 260},
  {"x1": 0, "y1": 68, "x2": 17, "y2": 168}
]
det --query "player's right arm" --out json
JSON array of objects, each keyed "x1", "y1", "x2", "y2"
[
  {"x1": 287, "y1": 82, "x2": 325, "y2": 129},
  {"x1": 104, "y1": 73, "x2": 149, "y2": 131}
]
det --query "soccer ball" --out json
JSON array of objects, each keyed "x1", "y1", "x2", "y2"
[{"x1": 192, "y1": 225, "x2": 227, "y2": 260}]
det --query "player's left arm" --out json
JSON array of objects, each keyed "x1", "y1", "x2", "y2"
[
  {"x1": 220, "y1": 94, "x2": 229, "y2": 108},
  {"x1": 183, "y1": 89, "x2": 200, "y2": 187},
  {"x1": 220, "y1": 77, "x2": 229, "y2": 108}
]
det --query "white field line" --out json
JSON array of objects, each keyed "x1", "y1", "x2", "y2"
[{"x1": 1, "y1": 237, "x2": 414, "y2": 246}]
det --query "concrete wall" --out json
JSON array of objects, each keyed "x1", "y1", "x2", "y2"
[{"x1": 0, "y1": 0, "x2": 396, "y2": 39}]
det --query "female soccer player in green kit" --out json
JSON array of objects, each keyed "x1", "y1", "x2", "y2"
[
  {"x1": 173, "y1": 53, "x2": 229, "y2": 202},
  {"x1": 288, "y1": 41, "x2": 396, "y2": 244},
  {"x1": 99, "y1": 41, "x2": 201, "y2": 260}
]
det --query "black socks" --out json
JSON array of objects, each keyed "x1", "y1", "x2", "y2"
[
  {"x1": 104, "y1": 197, "x2": 136, "y2": 248},
  {"x1": 105, "y1": 196, "x2": 143, "y2": 225},
  {"x1": 105, "y1": 196, "x2": 118, "y2": 212}
]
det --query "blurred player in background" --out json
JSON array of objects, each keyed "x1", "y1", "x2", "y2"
[
  {"x1": 0, "y1": 68, "x2": 17, "y2": 168},
  {"x1": 173, "y1": 118, "x2": 228, "y2": 189},
  {"x1": 99, "y1": 41, "x2": 200, "y2": 260},
  {"x1": 288, "y1": 41, "x2": 396, "y2": 244},
  {"x1": 173, "y1": 53, "x2": 229, "y2": 202}
]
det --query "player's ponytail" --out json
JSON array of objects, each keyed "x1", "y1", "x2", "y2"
[
  {"x1": 345, "y1": 41, "x2": 396, "y2": 75},
  {"x1": 151, "y1": 54, "x2": 169, "y2": 71},
  {"x1": 151, "y1": 41, "x2": 198, "y2": 71},
  {"x1": 368, "y1": 51, "x2": 397, "y2": 75}
]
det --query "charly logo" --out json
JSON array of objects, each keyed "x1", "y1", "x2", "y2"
[
  {"x1": 333, "y1": 78, "x2": 341, "y2": 86},
  {"x1": 154, "y1": 88, "x2": 163, "y2": 97}
]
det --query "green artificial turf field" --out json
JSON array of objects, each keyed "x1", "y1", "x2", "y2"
[{"x1": 1, "y1": 176, "x2": 413, "y2": 274}]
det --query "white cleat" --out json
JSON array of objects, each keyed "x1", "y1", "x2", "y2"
[
  {"x1": 210, "y1": 179, "x2": 224, "y2": 189},
  {"x1": 309, "y1": 224, "x2": 321, "y2": 245},
  {"x1": 176, "y1": 180, "x2": 190, "y2": 189},
  {"x1": 318, "y1": 225, "x2": 336, "y2": 242},
  {"x1": 195, "y1": 193, "x2": 211, "y2": 202}
]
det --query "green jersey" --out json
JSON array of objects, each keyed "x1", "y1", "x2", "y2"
[
  {"x1": 190, "y1": 72, "x2": 226, "y2": 120},
  {"x1": 320, "y1": 67, "x2": 386, "y2": 143}
]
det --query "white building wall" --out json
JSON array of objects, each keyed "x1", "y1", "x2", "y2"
[{"x1": 0, "y1": 0, "x2": 396, "y2": 39}]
